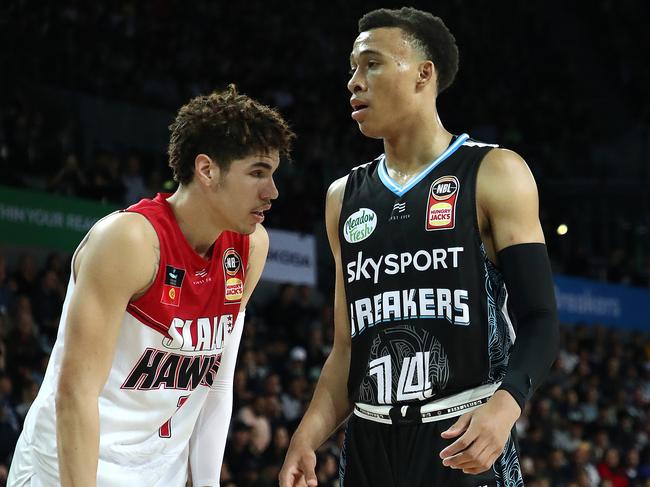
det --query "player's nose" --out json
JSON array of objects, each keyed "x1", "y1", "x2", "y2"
[
  {"x1": 263, "y1": 177, "x2": 279, "y2": 200},
  {"x1": 347, "y1": 69, "x2": 366, "y2": 94}
]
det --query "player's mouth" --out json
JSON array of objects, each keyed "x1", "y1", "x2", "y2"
[
  {"x1": 251, "y1": 205, "x2": 271, "y2": 223},
  {"x1": 350, "y1": 99, "x2": 369, "y2": 121}
]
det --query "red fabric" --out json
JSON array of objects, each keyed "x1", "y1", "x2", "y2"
[
  {"x1": 597, "y1": 462, "x2": 630, "y2": 487},
  {"x1": 125, "y1": 193, "x2": 249, "y2": 345}
]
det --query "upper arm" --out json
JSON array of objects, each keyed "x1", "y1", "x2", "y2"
[
  {"x1": 325, "y1": 176, "x2": 352, "y2": 351},
  {"x1": 58, "y1": 213, "x2": 159, "y2": 398},
  {"x1": 477, "y1": 148, "x2": 545, "y2": 254},
  {"x1": 240, "y1": 224, "x2": 270, "y2": 310}
]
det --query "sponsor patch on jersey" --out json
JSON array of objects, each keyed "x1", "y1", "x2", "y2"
[
  {"x1": 426, "y1": 176, "x2": 459, "y2": 231},
  {"x1": 223, "y1": 248, "x2": 245, "y2": 304},
  {"x1": 223, "y1": 248, "x2": 242, "y2": 276},
  {"x1": 225, "y1": 277, "x2": 244, "y2": 302},
  {"x1": 389, "y1": 201, "x2": 410, "y2": 222},
  {"x1": 161, "y1": 265, "x2": 185, "y2": 306},
  {"x1": 343, "y1": 208, "x2": 377, "y2": 243}
]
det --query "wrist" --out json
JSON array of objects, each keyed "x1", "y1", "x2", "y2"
[
  {"x1": 489, "y1": 390, "x2": 522, "y2": 422},
  {"x1": 289, "y1": 431, "x2": 318, "y2": 452}
]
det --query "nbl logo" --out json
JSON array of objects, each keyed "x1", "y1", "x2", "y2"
[
  {"x1": 425, "y1": 175, "x2": 459, "y2": 231},
  {"x1": 222, "y1": 248, "x2": 244, "y2": 304},
  {"x1": 223, "y1": 249, "x2": 241, "y2": 276}
]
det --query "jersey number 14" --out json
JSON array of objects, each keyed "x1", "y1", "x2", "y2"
[{"x1": 368, "y1": 352, "x2": 434, "y2": 404}]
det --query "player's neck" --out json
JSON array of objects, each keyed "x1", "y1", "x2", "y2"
[
  {"x1": 382, "y1": 111, "x2": 452, "y2": 179},
  {"x1": 166, "y1": 187, "x2": 223, "y2": 259}
]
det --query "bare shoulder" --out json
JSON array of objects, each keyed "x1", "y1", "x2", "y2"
[
  {"x1": 75, "y1": 211, "x2": 159, "y2": 297},
  {"x1": 478, "y1": 148, "x2": 537, "y2": 194},
  {"x1": 241, "y1": 224, "x2": 270, "y2": 308},
  {"x1": 326, "y1": 174, "x2": 349, "y2": 203},
  {"x1": 249, "y1": 223, "x2": 270, "y2": 255},
  {"x1": 325, "y1": 175, "x2": 349, "y2": 226},
  {"x1": 325, "y1": 174, "x2": 349, "y2": 255}
]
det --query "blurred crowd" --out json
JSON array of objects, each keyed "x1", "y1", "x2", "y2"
[{"x1": 2, "y1": 252, "x2": 650, "y2": 486}]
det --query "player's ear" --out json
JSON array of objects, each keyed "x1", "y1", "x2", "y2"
[
  {"x1": 416, "y1": 60, "x2": 436, "y2": 90},
  {"x1": 194, "y1": 154, "x2": 219, "y2": 186}
]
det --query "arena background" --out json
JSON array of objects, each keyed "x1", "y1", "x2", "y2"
[{"x1": 1, "y1": 1, "x2": 649, "y2": 485}]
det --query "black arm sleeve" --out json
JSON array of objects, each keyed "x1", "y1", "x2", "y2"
[{"x1": 496, "y1": 242, "x2": 560, "y2": 411}]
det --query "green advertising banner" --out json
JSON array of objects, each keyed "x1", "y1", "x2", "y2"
[{"x1": 0, "y1": 186, "x2": 119, "y2": 252}]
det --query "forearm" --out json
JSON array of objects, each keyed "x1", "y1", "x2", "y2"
[
  {"x1": 291, "y1": 345, "x2": 353, "y2": 450},
  {"x1": 498, "y1": 243, "x2": 560, "y2": 408},
  {"x1": 190, "y1": 312, "x2": 244, "y2": 486},
  {"x1": 56, "y1": 391, "x2": 100, "y2": 487},
  {"x1": 190, "y1": 389, "x2": 232, "y2": 487}
]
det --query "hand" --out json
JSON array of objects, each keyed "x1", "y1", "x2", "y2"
[
  {"x1": 439, "y1": 390, "x2": 521, "y2": 474},
  {"x1": 279, "y1": 440, "x2": 318, "y2": 487}
]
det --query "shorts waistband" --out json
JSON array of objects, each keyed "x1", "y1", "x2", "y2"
[{"x1": 353, "y1": 382, "x2": 501, "y2": 425}]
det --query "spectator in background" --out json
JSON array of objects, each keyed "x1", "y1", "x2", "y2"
[
  {"x1": 5, "y1": 300, "x2": 45, "y2": 386},
  {"x1": 225, "y1": 421, "x2": 257, "y2": 480},
  {"x1": 571, "y1": 441, "x2": 600, "y2": 487},
  {"x1": 0, "y1": 256, "x2": 13, "y2": 317},
  {"x1": 85, "y1": 151, "x2": 125, "y2": 203},
  {"x1": 48, "y1": 153, "x2": 87, "y2": 197},
  {"x1": 30, "y1": 270, "x2": 64, "y2": 347},
  {"x1": 597, "y1": 447, "x2": 629, "y2": 487},
  {"x1": 9, "y1": 255, "x2": 38, "y2": 297},
  {"x1": 122, "y1": 154, "x2": 148, "y2": 205},
  {"x1": 238, "y1": 396, "x2": 272, "y2": 455},
  {"x1": 281, "y1": 376, "x2": 307, "y2": 425},
  {"x1": 14, "y1": 379, "x2": 38, "y2": 422},
  {"x1": 0, "y1": 374, "x2": 19, "y2": 465}
]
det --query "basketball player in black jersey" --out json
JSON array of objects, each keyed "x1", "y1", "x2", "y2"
[{"x1": 280, "y1": 7, "x2": 559, "y2": 487}]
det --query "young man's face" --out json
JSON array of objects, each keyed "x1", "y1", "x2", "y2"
[
  {"x1": 210, "y1": 150, "x2": 280, "y2": 235},
  {"x1": 348, "y1": 27, "x2": 427, "y2": 139}
]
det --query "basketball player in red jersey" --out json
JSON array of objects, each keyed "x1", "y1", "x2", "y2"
[{"x1": 8, "y1": 85, "x2": 294, "y2": 487}]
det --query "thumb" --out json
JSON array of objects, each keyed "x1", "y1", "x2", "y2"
[
  {"x1": 440, "y1": 413, "x2": 471, "y2": 438},
  {"x1": 301, "y1": 455, "x2": 318, "y2": 486}
]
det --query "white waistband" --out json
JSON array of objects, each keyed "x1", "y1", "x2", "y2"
[{"x1": 354, "y1": 382, "x2": 501, "y2": 425}]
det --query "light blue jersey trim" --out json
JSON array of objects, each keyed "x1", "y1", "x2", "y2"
[{"x1": 377, "y1": 133, "x2": 470, "y2": 197}]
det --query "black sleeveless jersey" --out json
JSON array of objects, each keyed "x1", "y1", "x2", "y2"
[{"x1": 339, "y1": 134, "x2": 515, "y2": 406}]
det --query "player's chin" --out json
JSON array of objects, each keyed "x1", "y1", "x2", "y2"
[
  {"x1": 357, "y1": 121, "x2": 385, "y2": 139},
  {"x1": 239, "y1": 223, "x2": 257, "y2": 235}
]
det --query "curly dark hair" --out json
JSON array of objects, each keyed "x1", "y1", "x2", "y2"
[
  {"x1": 168, "y1": 84, "x2": 295, "y2": 185},
  {"x1": 358, "y1": 7, "x2": 459, "y2": 94}
]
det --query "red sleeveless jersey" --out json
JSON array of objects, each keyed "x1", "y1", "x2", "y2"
[
  {"x1": 126, "y1": 193, "x2": 250, "y2": 346},
  {"x1": 13, "y1": 193, "x2": 251, "y2": 485}
]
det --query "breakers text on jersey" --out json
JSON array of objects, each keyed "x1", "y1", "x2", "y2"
[{"x1": 346, "y1": 247, "x2": 470, "y2": 337}]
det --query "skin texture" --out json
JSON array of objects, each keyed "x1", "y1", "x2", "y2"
[
  {"x1": 280, "y1": 26, "x2": 546, "y2": 485},
  {"x1": 55, "y1": 151, "x2": 279, "y2": 487}
]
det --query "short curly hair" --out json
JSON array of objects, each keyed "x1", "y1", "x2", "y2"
[
  {"x1": 168, "y1": 85, "x2": 295, "y2": 185},
  {"x1": 358, "y1": 7, "x2": 459, "y2": 94}
]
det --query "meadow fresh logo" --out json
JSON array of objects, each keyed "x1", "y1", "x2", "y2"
[{"x1": 343, "y1": 208, "x2": 377, "y2": 243}]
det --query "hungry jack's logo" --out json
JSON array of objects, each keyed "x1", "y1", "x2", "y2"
[
  {"x1": 223, "y1": 248, "x2": 244, "y2": 304},
  {"x1": 161, "y1": 265, "x2": 185, "y2": 307},
  {"x1": 425, "y1": 176, "x2": 459, "y2": 231}
]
